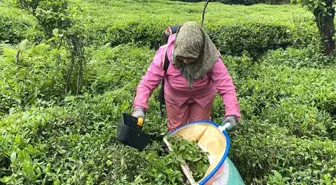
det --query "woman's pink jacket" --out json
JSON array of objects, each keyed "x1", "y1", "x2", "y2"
[{"x1": 133, "y1": 34, "x2": 241, "y2": 120}]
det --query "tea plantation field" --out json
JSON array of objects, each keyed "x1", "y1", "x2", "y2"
[{"x1": 0, "y1": 0, "x2": 336, "y2": 184}]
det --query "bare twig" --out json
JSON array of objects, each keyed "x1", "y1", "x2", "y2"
[
  {"x1": 16, "y1": 50, "x2": 20, "y2": 64},
  {"x1": 201, "y1": 0, "x2": 210, "y2": 27}
]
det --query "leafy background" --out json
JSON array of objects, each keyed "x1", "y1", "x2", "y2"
[{"x1": 0, "y1": 0, "x2": 335, "y2": 184}]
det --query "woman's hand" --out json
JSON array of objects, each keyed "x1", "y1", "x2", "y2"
[
  {"x1": 132, "y1": 107, "x2": 145, "y2": 119},
  {"x1": 222, "y1": 115, "x2": 238, "y2": 132}
]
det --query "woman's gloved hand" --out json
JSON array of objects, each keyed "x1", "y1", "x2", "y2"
[
  {"x1": 132, "y1": 107, "x2": 145, "y2": 119},
  {"x1": 222, "y1": 115, "x2": 238, "y2": 132}
]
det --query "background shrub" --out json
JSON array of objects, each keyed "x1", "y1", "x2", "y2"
[
  {"x1": 1, "y1": 0, "x2": 335, "y2": 184},
  {"x1": 0, "y1": 5, "x2": 36, "y2": 44},
  {"x1": 81, "y1": 1, "x2": 317, "y2": 58},
  {"x1": 230, "y1": 120, "x2": 336, "y2": 185}
]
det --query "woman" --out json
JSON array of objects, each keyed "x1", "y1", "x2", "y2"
[{"x1": 132, "y1": 21, "x2": 241, "y2": 132}]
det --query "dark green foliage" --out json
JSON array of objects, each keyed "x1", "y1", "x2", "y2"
[
  {"x1": 230, "y1": 120, "x2": 336, "y2": 185},
  {"x1": 0, "y1": 6, "x2": 35, "y2": 44},
  {"x1": 261, "y1": 45, "x2": 336, "y2": 68},
  {"x1": 208, "y1": 24, "x2": 293, "y2": 59},
  {"x1": 170, "y1": 0, "x2": 290, "y2": 5},
  {"x1": 13, "y1": 0, "x2": 74, "y2": 39},
  {"x1": 0, "y1": 42, "x2": 66, "y2": 116},
  {"x1": 168, "y1": 136, "x2": 209, "y2": 182},
  {"x1": 96, "y1": 21, "x2": 315, "y2": 59},
  {"x1": 1, "y1": 0, "x2": 336, "y2": 184},
  {"x1": 217, "y1": 0, "x2": 289, "y2": 5}
]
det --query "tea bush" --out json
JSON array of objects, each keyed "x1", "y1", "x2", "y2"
[
  {"x1": 261, "y1": 45, "x2": 336, "y2": 68},
  {"x1": 218, "y1": 0, "x2": 290, "y2": 5},
  {"x1": 0, "y1": 41, "x2": 67, "y2": 116},
  {"x1": 236, "y1": 63, "x2": 336, "y2": 138},
  {"x1": 0, "y1": 5, "x2": 36, "y2": 44},
  {"x1": 170, "y1": 0, "x2": 290, "y2": 5},
  {"x1": 0, "y1": 42, "x2": 153, "y2": 115},
  {"x1": 80, "y1": 1, "x2": 317, "y2": 58},
  {"x1": 0, "y1": 87, "x2": 184, "y2": 184},
  {"x1": 1, "y1": 0, "x2": 318, "y2": 58},
  {"x1": 1, "y1": 0, "x2": 336, "y2": 184},
  {"x1": 208, "y1": 23, "x2": 293, "y2": 59},
  {"x1": 1, "y1": 68, "x2": 335, "y2": 184},
  {"x1": 95, "y1": 19, "x2": 314, "y2": 58},
  {"x1": 86, "y1": 44, "x2": 154, "y2": 93},
  {"x1": 230, "y1": 120, "x2": 336, "y2": 185},
  {"x1": 261, "y1": 100, "x2": 335, "y2": 138}
]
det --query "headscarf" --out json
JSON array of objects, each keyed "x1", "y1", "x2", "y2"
[{"x1": 172, "y1": 21, "x2": 221, "y2": 88}]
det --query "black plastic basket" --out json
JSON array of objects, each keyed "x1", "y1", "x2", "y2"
[{"x1": 116, "y1": 113, "x2": 150, "y2": 151}]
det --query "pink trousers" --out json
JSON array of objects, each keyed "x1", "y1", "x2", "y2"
[{"x1": 165, "y1": 98, "x2": 214, "y2": 132}]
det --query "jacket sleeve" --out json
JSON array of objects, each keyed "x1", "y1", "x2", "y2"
[
  {"x1": 210, "y1": 58, "x2": 241, "y2": 120},
  {"x1": 132, "y1": 46, "x2": 166, "y2": 111}
]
